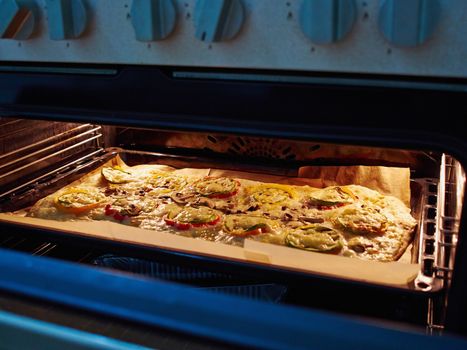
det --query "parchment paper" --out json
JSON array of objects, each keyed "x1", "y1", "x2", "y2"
[
  {"x1": 299, "y1": 165, "x2": 411, "y2": 206},
  {"x1": 206, "y1": 165, "x2": 411, "y2": 205}
]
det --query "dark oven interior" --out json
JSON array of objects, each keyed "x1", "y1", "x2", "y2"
[{"x1": 0, "y1": 117, "x2": 465, "y2": 334}]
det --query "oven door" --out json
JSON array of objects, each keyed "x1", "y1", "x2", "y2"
[{"x1": 1, "y1": 246, "x2": 467, "y2": 350}]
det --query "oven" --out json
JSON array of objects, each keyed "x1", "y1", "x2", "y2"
[{"x1": 0, "y1": 0, "x2": 466, "y2": 348}]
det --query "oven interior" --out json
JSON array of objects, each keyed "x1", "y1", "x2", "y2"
[{"x1": 0, "y1": 117, "x2": 465, "y2": 334}]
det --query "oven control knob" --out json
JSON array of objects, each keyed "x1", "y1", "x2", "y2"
[
  {"x1": 194, "y1": 0, "x2": 245, "y2": 43},
  {"x1": 299, "y1": 0, "x2": 357, "y2": 45},
  {"x1": 0, "y1": 0, "x2": 35, "y2": 40},
  {"x1": 45, "y1": 0, "x2": 87, "y2": 40},
  {"x1": 130, "y1": 0, "x2": 177, "y2": 41},
  {"x1": 378, "y1": 0, "x2": 441, "y2": 47}
]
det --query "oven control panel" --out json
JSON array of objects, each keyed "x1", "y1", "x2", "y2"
[{"x1": 0, "y1": 0, "x2": 466, "y2": 78}]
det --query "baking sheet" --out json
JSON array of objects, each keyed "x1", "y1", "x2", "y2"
[{"x1": 0, "y1": 155, "x2": 419, "y2": 287}]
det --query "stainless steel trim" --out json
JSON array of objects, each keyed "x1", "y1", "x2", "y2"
[
  {"x1": 0, "y1": 66, "x2": 118, "y2": 76},
  {"x1": 173, "y1": 71, "x2": 467, "y2": 92}
]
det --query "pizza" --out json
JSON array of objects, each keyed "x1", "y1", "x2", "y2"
[{"x1": 27, "y1": 161, "x2": 417, "y2": 262}]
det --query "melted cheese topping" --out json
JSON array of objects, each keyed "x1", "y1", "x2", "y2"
[
  {"x1": 307, "y1": 186, "x2": 356, "y2": 206},
  {"x1": 286, "y1": 224, "x2": 343, "y2": 252},
  {"x1": 249, "y1": 184, "x2": 296, "y2": 205},
  {"x1": 150, "y1": 173, "x2": 188, "y2": 193},
  {"x1": 27, "y1": 164, "x2": 417, "y2": 262},
  {"x1": 335, "y1": 204, "x2": 388, "y2": 235},
  {"x1": 194, "y1": 177, "x2": 238, "y2": 196},
  {"x1": 101, "y1": 166, "x2": 133, "y2": 184}
]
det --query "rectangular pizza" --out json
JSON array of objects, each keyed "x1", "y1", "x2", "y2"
[{"x1": 26, "y1": 157, "x2": 417, "y2": 263}]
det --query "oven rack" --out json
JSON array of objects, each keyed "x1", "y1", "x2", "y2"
[
  {"x1": 414, "y1": 178, "x2": 441, "y2": 292},
  {"x1": 436, "y1": 155, "x2": 464, "y2": 281},
  {"x1": 0, "y1": 120, "x2": 108, "y2": 212},
  {"x1": 0, "y1": 120, "x2": 104, "y2": 200},
  {"x1": 425, "y1": 155, "x2": 465, "y2": 332},
  {"x1": 412, "y1": 155, "x2": 464, "y2": 291}
]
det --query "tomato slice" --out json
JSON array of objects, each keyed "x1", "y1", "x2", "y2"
[
  {"x1": 165, "y1": 218, "x2": 192, "y2": 230},
  {"x1": 243, "y1": 228, "x2": 263, "y2": 236},
  {"x1": 242, "y1": 223, "x2": 267, "y2": 236},
  {"x1": 164, "y1": 211, "x2": 220, "y2": 230},
  {"x1": 104, "y1": 204, "x2": 128, "y2": 221},
  {"x1": 318, "y1": 202, "x2": 347, "y2": 210}
]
